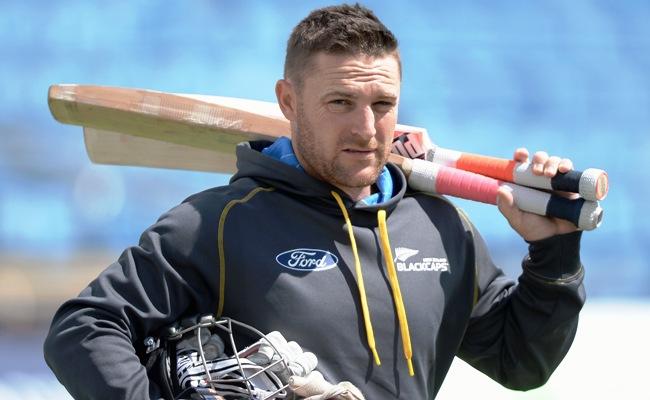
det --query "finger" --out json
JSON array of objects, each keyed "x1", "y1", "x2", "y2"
[
  {"x1": 286, "y1": 341, "x2": 303, "y2": 361},
  {"x1": 531, "y1": 151, "x2": 549, "y2": 175},
  {"x1": 496, "y1": 185, "x2": 514, "y2": 210},
  {"x1": 250, "y1": 331, "x2": 288, "y2": 365},
  {"x1": 265, "y1": 331, "x2": 289, "y2": 348},
  {"x1": 267, "y1": 340, "x2": 301, "y2": 373},
  {"x1": 496, "y1": 185, "x2": 521, "y2": 228},
  {"x1": 543, "y1": 155, "x2": 562, "y2": 177},
  {"x1": 337, "y1": 382, "x2": 366, "y2": 400},
  {"x1": 289, "y1": 371, "x2": 331, "y2": 397},
  {"x1": 289, "y1": 351, "x2": 318, "y2": 377},
  {"x1": 513, "y1": 147, "x2": 529, "y2": 163},
  {"x1": 557, "y1": 157, "x2": 573, "y2": 173}
]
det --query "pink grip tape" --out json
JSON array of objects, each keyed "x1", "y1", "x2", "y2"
[{"x1": 434, "y1": 165, "x2": 501, "y2": 205}]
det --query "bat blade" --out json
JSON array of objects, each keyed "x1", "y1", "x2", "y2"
[
  {"x1": 48, "y1": 84, "x2": 289, "y2": 155},
  {"x1": 83, "y1": 123, "x2": 429, "y2": 174},
  {"x1": 84, "y1": 127, "x2": 239, "y2": 173},
  {"x1": 49, "y1": 83, "x2": 430, "y2": 173}
]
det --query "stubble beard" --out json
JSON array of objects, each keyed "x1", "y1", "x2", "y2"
[{"x1": 293, "y1": 106, "x2": 388, "y2": 190}]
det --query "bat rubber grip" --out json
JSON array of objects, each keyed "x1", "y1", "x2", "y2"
[
  {"x1": 509, "y1": 184, "x2": 603, "y2": 230},
  {"x1": 454, "y1": 154, "x2": 515, "y2": 182},
  {"x1": 408, "y1": 159, "x2": 501, "y2": 204},
  {"x1": 405, "y1": 159, "x2": 603, "y2": 230},
  {"x1": 544, "y1": 168, "x2": 608, "y2": 201},
  {"x1": 508, "y1": 163, "x2": 608, "y2": 202},
  {"x1": 432, "y1": 148, "x2": 609, "y2": 202},
  {"x1": 408, "y1": 158, "x2": 441, "y2": 194},
  {"x1": 545, "y1": 193, "x2": 603, "y2": 230}
]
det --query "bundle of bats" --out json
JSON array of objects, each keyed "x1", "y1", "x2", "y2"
[{"x1": 48, "y1": 84, "x2": 608, "y2": 230}]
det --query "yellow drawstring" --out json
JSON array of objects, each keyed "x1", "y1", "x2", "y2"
[
  {"x1": 330, "y1": 192, "x2": 414, "y2": 376},
  {"x1": 331, "y1": 191, "x2": 381, "y2": 366},
  {"x1": 377, "y1": 210, "x2": 415, "y2": 376}
]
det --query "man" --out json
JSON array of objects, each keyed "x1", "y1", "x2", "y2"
[{"x1": 44, "y1": 4, "x2": 585, "y2": 399}]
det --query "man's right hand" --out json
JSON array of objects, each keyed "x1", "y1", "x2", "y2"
[
  {"x1": 289, "y1": 371, "x2": 365, "y2": 400},
  {"x1": 248, "y1": 331, "x2": 365, "y2": 399},
  {"x1": 497, "y1": 148, "x2": 580, "y2": 242}
]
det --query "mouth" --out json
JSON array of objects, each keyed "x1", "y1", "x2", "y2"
[{"x1": 342, "y1": 148, "x2": 376, "y2": 159}]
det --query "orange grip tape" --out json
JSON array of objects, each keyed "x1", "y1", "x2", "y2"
[{"x1": 455, "y1": 154, "x2": 516, "y2": 182}]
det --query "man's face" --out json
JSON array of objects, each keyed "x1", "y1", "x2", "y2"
[{"x1": 284, "y1": 52, "x2": 401, "y2": 199}]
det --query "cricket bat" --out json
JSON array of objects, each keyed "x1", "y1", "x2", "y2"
[
  {"x1": 48, "y1": 84, "x2": 604, "y2": 230},
  {"x1": 49, "y1": 84, "x2": 431, "y2": 173}
]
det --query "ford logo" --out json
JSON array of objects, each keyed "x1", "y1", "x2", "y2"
[{"x1": 275, "y1": 248, "x2": 339, "y2": 271}]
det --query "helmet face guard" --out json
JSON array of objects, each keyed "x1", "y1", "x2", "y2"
[{"x1": 144, "y1": 316, "x2": 291, "y2": 400}]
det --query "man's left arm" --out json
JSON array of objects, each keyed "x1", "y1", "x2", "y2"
[
  {"x1": 457, "y1": 148, "x2": 587, "y2": 390},
  {"x1": 457, "y1": 228, "x2": 585, "y2": 390}
]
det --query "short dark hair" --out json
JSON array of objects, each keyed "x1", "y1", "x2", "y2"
[{"x1": 284, "y1": 3, "x2": 400, "y2": 88}]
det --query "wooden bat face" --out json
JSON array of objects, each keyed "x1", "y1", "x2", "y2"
[{"x1": 49, "y1": 84, "x2": 430, "y2": 173}]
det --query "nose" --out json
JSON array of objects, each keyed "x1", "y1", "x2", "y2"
[{"x1": 351, "y1": 105, "x2": 376, "y2": 140}]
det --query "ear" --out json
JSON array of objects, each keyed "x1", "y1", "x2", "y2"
[{"x1": 275, "y1": 79, "x2": 298, "y2": 122}]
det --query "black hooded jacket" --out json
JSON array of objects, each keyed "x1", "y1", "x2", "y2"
[{"x1": 44, "y1": 141, "x2": 585, "y2": 399}]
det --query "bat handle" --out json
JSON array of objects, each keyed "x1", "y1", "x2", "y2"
[
  {"x1": 429, "y1": 147, "x2": 609, "y2": 201},
  {"x1": 406, "y1": 158, "x2": 603, "y2": 230}
]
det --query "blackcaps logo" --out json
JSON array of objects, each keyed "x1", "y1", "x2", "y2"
[
  {"x1": 275, "y1": 248, "x2": 339, "y2": 271},
  {"x1": 394, "y1": 247, "x2": 449, "y2": 272}
]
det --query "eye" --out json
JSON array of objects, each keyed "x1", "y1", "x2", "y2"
[
  {"x1": 330, "y1": 99, "x2": 350, "y2": 106},
  {"x1": 328, "y1": 99, "x2": 352, "y2": 111},
  {"x1": 373, "y1": 100, "x2": 395, "y2": 112}
]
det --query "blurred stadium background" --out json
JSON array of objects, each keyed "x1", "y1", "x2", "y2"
[{"x1": 1, "y1": 1, "x2": 648, "y2": 398}]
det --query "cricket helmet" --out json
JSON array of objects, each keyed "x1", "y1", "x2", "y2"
[{"x1": 144, "y1": 315, "x2": 297, "y2": 400}]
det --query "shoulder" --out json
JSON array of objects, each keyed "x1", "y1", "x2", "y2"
[
  {"x1": 142, "y1": 179, "x2": 274, "y2": 252},
  {"x1": 181, "y1": 178, "x2": 276, "y2": 221},
  {"x1": 172, "y1": 178, "x2": 272, "y2": 217}
]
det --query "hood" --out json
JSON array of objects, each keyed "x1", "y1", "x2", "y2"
[{"x1": 230, "y1": 141, "x2": 408, "y2": 217}]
